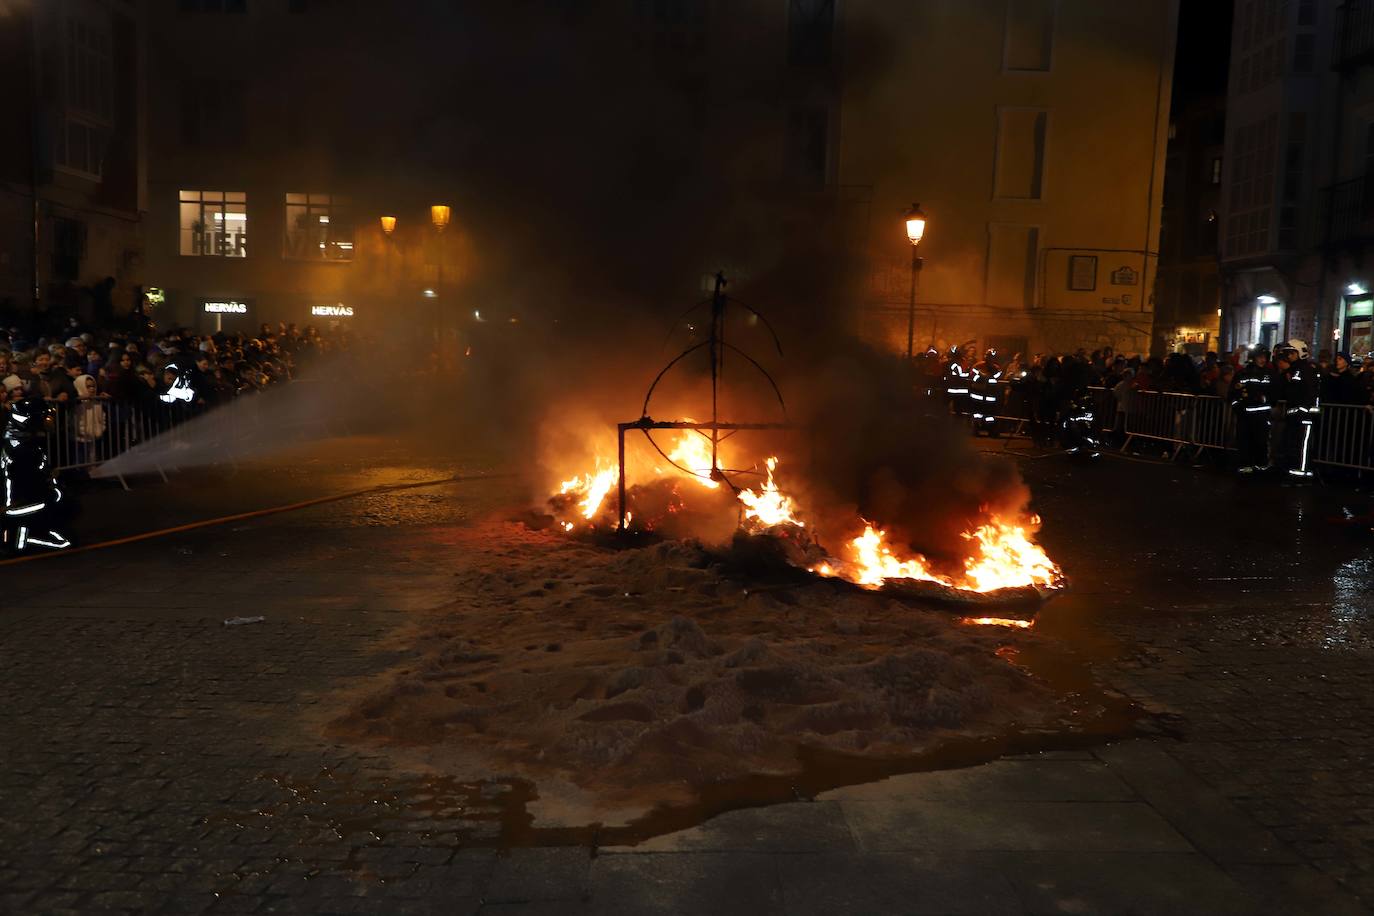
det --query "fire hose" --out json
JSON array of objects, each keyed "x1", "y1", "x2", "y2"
[{"x1": 0, "y1": 472, "x2": 514, "y2": 568}]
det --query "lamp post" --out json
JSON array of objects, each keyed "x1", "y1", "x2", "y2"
[
  {"x1": 430, "y1": 205, "x2": 451, "y2": 341},
  {"x1": 903, "y1": 203, "x2": 927, "y2": 361}
]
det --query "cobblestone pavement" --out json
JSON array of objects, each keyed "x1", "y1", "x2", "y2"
[
  {"x1": 1020, "y1": 443, "x2": 1374, "y2": 909},
  {"x1": 1, "y1": 441, "x2": 1372, "y2": 913}
]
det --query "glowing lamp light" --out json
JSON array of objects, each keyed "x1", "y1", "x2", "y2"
[
  {"x1": 430, "y1": 205, "x2": 451, "y2": 231},
  {"x1": 903, "y1": 202, "x2": 928, "y2": 246},
  {"x1": 380, "y1": 215, "x2": 396, "y2": 235},
  {"x1": 1256, "y1": 294, "x2": 1279, "y2": 305},
  {"x1": 1348, "y1": 282, "x2": 1367, "y2": 296},
  {"x1": 422, "y1": 288, "x2": 437, "y2": 298}
]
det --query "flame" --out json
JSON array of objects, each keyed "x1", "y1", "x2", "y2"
[
  {"x1": 547, "y1": 438, "x2": 1062, "y2": 597},
  {"x1": 844, "y1": 517, "x2": 1060, "y2": 594},
  {"x1": 667, "y1": 431, "x2": 720, "y2": 489},
  {"x1": 848, "y1": 524, "x2": 942, "y2": 588},
  {"x1": 958, "y1": 517, "x2": 1060, "y2": 592},
  {"x1": 558, "y1": 459, "x2": 617, "y2": 522},
  {"x1": 739, "y1": 457, "x2": 804, "y2": 530},
  {"x1": 962, "y1": 616, "x2": 1035, "y2": 628}
]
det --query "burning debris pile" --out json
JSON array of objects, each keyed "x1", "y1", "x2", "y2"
[
  {"x1": 548, "y1": 431, "x2": 1063, "y2": 601},
  {"x1": 323, "y1": 519, "x2": 1082, "y2": 823}
]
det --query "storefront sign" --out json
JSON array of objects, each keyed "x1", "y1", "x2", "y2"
[
  {"x1": 202, "y1": 299, "x2": 249, "y2": 314},
  {"x1": 311, "y1": 305, "x2": 354, "y2": 317}
]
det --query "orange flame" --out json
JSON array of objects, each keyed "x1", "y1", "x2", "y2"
[
  {"x1": 843, "y1": 517, "x2": 1061, "y2": 593},
  {"x1": 549, "y1": 440, "x2": 1062, "y2": 596},
  {"x1": 666, "y1": 430, "x2": 721, "y2": 489},
  {"x1": 558, "y1": 459, "x2": 617, "y2": 522},
  {"x1": 739, "y1": 457, "x2": 803, "y2": 530}
]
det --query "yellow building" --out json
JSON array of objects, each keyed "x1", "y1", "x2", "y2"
[{"x1": 839, "y1": 0, "x2": 1178, "y2": 359}]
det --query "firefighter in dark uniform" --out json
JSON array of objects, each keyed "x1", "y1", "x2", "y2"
[
  {"x1": 2, "y1": 398, "x2": 72, "y2": 554},
  {"x1": 944, "y1": 342, "x2": 975, "y2": 417},
  {"x1": 1275, "y1": 339, "x2": 1319, "y2": 478},
  {"x1": 970, "y1": 348, "x2": 1003, "y2": 434},
  {"x1": 1057, "y1": 357, "x2": 1100, "y2": 458},
  {"x1": 1230, "y1": 346, "x2": 1276, "y2": 474},
  {"x1": 916, "y1": 346, "x2": 943, "y2": 400}
]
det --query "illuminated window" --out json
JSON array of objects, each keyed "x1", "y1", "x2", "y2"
[
  {"x1": 284, "y1": 193, "x2": 353, "y2": 261},
  {"x1": 54, "y1": 14, "x2": 112, "y2": 179},
  {"x1": 180, "y1": 191, "x2": 247, "y2": 257}
]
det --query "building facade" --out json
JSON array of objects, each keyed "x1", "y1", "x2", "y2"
[
  {"x1": 839, "y1": 0, "x2": 1179, "y2": 359},
  {"x1": 1154, "y1": 94, "x2": 1226, "y2": 357},
  {"x1": 0, "y1": 0, "x2": 146, "y2": 329}
]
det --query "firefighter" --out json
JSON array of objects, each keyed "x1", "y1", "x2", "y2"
[
  {"x1": 944, "y1": 342, "x2": 975, "y2": 416},
  {"x1": 970, "y1": 348, "x2": 1004, "y2": 434},
  {"x1": 916, "y1": 346, "x2": 943, "y2": 400},
  {"x1": 1230, "y1": 346, "x2": 1276, "y2": 474},
  {"x1": 1, "y1": 398, "x2": 72, "y2": 554},
  {"x1": 1276, "y1": 339, "x2": 1319, "y2": 478}
]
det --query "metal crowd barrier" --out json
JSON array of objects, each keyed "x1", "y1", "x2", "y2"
[
  {"x1": 42, "y1": 399, "x2": 202, "y2": 483},
  {"x1": 1122, "y1": 390, "x2": 1199, "y2": 458},
  {"x1": 1312, "y1": 401, "x2": 1374, "y2": 472}
]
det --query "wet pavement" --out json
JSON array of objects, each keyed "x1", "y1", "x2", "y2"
[{"x1": 2, "y1": 436, "x2": 1373, "y2": 913}]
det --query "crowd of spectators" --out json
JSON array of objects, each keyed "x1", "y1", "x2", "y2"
[
  {"x1": 1081, "y1": 346, "x2": 1374, "y2": 406},
  {"x1": 0, "y1": 320, "x2": 343, "y2": 415}
]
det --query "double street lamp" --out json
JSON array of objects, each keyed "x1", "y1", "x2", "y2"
[
  {"x1": 375, "y1": 207, "x2": 452, "y2": 339},
  {"x1": 904, "y1": 202, "x2": 928, "y2": 361}
]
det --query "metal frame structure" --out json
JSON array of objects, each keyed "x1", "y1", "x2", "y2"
[{"x1": 616, "y1": 273, "x2": 790, "y2": 531}]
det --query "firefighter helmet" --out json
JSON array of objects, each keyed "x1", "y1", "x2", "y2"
[
  {"x1": 1283, "y1": 338, "x2": 1310, "y2": 360},
  {"x1": 4, "y1": 397, "x2": 48, "y2": 435}
]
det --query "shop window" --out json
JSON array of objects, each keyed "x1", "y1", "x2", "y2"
[
  {"x1": 180, "y1": 190, "x2": 247, "y2": 257},
  {"x1": 994, "y1": 108, "x2": 1047, "y2": 199},
  {"x1": 284, "y1": 193, "x2": 353, "y2": 261}
]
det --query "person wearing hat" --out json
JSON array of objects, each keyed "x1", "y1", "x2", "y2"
[
  {"x1": 1276, "y1": 339, "x2": 1319, "y2": 478},
  {"x1": 1230, "y1": 345, "x2": 1276, "y2": 474},
  {"x1": 1323, "y1": 351, "x2": 1361, "y2": 405}
]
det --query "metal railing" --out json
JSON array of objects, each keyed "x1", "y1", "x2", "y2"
[
  {"x1": 1313, "y1": 401, "x2": 1374, "y2": 471},
  {"x1": 963, "y1": 383, "x2": 1374, "y2": 475}
]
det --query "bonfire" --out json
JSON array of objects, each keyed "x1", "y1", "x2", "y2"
[{"x1": 549, "y1": 432, "x2": 1063, "y2": 600}]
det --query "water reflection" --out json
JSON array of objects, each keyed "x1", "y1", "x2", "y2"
[{"x1": 1325, "y1": 553, "x2": 1374, "y2": 651}]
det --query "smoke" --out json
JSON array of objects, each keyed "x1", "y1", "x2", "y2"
[{"x1": 88, "y1": 3, "x2": 1034, "y2": 557}]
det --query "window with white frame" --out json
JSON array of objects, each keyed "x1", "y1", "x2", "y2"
[
  {"x1": 284, "y1": 193, "x2": 353, "y2": 261},
  {"x1": 54, "y1": 11, "x2": 113, "y2": 179},
  {"x1": 180, "y1": 191, "x2": 248, "y2": 257}
]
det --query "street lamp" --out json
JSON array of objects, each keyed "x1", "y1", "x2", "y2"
[
  {"x1": 379, "y1": 215, "x2": 396, "y2": 236},
  {"x1": 430, "y1": 205, "x2": 451, "y2": 340},
  {"x1": 903, "y1": 203, "x2": 928, "y2": 360}
]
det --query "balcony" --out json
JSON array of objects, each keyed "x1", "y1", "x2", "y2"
[
  {"x1": 1336, "y1": 1, "x2": 1374, "y2": 71},
  {"x1": 1322, "y1": 175, "x2": 1374, "y2": 247}
]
